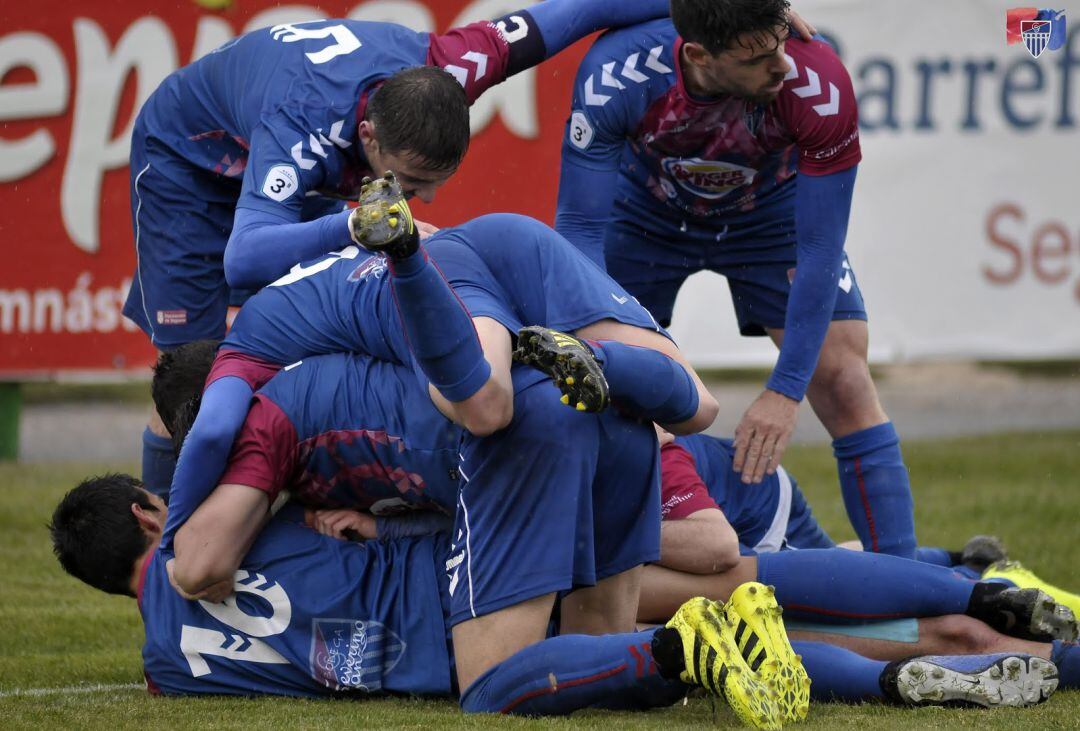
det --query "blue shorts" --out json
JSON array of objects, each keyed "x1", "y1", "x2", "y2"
[
  {"x1": 738, "y1": 466, "x2": 834, "y2": 556},
  {"x1": 426, "y1": 214, "x2": 666, "y2": 338},
  {"x1": 445, "y1": 366, "x2": 660, "y2": 626},
  {"x1": 603, "y1": 193, "x2": 867, "y2": 333},
  {"x1": 122, "y1": 129, "x2": 241, "y2": 348},
  {"x1": 122, "y1": 124, "x2": 342, "y2": 349}
]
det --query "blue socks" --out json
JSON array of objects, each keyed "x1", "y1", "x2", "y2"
[
  {"x1": 389, "y1": 249, "x2": 491, "y2": 401},
  {"x1": 793, "y1": 641, "x2": 885, "y2": 701},
  {"x1": 832, "y1": 422, "x2": 916, "y2": 558},
  {"x1": 914, "y1": 547, "x2": 955, "y2": 567},
  {"x1": 1051, "y1": 641, "x2": 1079, "y2": 690},
  {"x1": 755, "y1": 549, "x2": 975, "y2": 622},
  {"x1": 141, "y1": 427, "x2": 176, "y2": 501},
  {"x1": 459, "y1": 630, "x2": 686, "y2": 715},
  {"x1": 589, "y1": 340, "x2": 699, "y2": 425}
]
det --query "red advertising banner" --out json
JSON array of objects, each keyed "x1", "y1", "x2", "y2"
[{"x1": 0, "y1": 0, "x2": 584, "y2": 376}]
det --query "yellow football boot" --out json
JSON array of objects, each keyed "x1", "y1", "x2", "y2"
[
  {"x1": 348, "y1": 172, "x2": 419, "y2": 260},
  {"x1": 724, "y1": 582, "x2": 811, "y2": 724},
  {"x1": 654, "y1": 596, "x2": 784, "y2": 730}
]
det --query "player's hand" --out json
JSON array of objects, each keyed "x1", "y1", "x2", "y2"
[
  {"x1": 304, "y1": 508, "x2": 377, "y2": 541},
  {"x1": 732, "y1": 389, "x2": 800, "y2": 484},
  {"x1": 415, "y1": 220, "x2": 439, "y2": 240},
  {"x1": 165, "y1": 558, "x2": 234, "y2": 603},
  {"x1": 787, "y1": 7, "x2": 817, "y2": 41}
]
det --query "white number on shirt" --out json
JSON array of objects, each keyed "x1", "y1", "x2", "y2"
[
  {"x1": 179, "y1": 569, "x2": 292, "y2": 677},
  {"x1": 270, "y1": 23, "x2": 362, "y2": 65}
]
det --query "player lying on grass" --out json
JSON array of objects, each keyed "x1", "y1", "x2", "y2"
[
  {"x1": 49, "y1": 476, "x2": 1062, "y2": 718},
  {"x1": 146, "y1": 340, "x2": 787, "y2": 722},
  {"x1": 154, "y1": 344, "x2": 1071, "y2": 713},
  {"x1": 628, "y1": 430, "x2": 1080, "y2": 704}
]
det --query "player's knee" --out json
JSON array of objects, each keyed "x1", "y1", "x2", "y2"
[{"x1": 811, "y1": 355, "x2": 876, "y2": 416}]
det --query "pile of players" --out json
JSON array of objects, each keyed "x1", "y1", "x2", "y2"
[{"x1": 48, "y1": 0, "x2": 1080, "y2": 727}]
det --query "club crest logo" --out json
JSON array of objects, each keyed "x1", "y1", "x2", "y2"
[
  {"x1": 310, "y1": 618, "x2": 405, "y2": 692},
  {"x1": 347, "y1": 254, "x2": 388, "y2": 282},
  {"x1": 1007, "y1": 9, "x2": 1067, "y2": 58},
  {"x1": 1022, "y1": 19, "x2": 1053, "y2": 57}
]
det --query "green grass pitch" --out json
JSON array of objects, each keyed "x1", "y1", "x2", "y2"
[{"x1": 2, "y1": 431, "x2": 1078, "y2": 729}]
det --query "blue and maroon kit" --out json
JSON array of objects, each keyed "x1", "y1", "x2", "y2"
[
  {"x1": 218, "y1": 354, "x2": 461, "y2": 515},
  {"x1": 170, "y1": 215, "x2": 669, "y2": 626},
  {"x1": 661, "y1": 435, "x2": 833, "y2": 553},
  {"x1": 165, "y1": 214, "x2": 665, "y2": 548},
  {"x1": 556, "y1": 20, "x2": 864, "y2": 402},
  {"x1": 123, "y1": 0, "x2": 671, "y2": 348},
  {"x1": 140, "y1": 506, "x2": 454, "y2": 698}
]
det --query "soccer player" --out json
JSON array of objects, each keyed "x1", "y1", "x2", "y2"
[
  {"x1": 636, "y1": 431, "x2": 1078, "y2": 707},
  {"x1": 49, "y1": 478, "x2": 1067, "y2": 716},
  {"x1": 554, "y1": 0, "x2": 918, "y2": 562},
  {"x1": 48, "y1": 477, "x2": 745, "y2": 718},
  {"x1": 152, "y1": 336, "x2": 737, "y2": 718},
  {"x1": 123, "y1": 0, "x2": 678, "y2": 499},
  {"x1": 155, "y1": 192, "x2": 718, "y2": 561}
]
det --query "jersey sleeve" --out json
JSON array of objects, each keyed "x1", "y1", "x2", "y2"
[
  {"x1": 218, "y1": 395, "x2": 298, "y2": 504},
  {"x1": 235, "y1": 113, "x2": 328, "y2": 219},
  {"x1": 554, "y1": 34, "x2": 647, "y2": 264},
  {"x1": 426, "y1": 20, "x2": 517, "y2": 103},
  {"x1": 777, "y1": 38, "x2": 861, "y2": 176},
  {"x1": 659, "y1": 442, "x2": 720, "y2": 520},
  {"x1": 206, "y1": 349, "x2": 284, "y2": 391},
  {"x1": 560, "y1": 37, "x2": 641, "y2": 172}
]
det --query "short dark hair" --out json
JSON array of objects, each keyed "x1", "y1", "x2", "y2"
[
  {"x1": 151, "y1": 340, "x2": 218, "y2": 454},
  {"x1": 367, "y1": 65, "x2": 470, "y2": 172},
  {"x1": 671, "y1": 0, "x2": 791, "y2": 55},
  {"x1": 49, "y1": 474, "x2": 157, "y2": 597}
]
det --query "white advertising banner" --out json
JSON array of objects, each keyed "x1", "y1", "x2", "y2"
[{"x1": 668, "y1": 0, "x2": 1080, "y2": 367}]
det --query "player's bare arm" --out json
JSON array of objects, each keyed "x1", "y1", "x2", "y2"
[
  {"x1": 170, "y1": 483, "x2": 271, "y2": 598},
  {"x1": 659, "y1": 507, "x2": 740, "y2": 575}
]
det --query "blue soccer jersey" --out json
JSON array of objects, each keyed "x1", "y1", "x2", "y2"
[
  {"x1": 221, "y1": 246, "x2": 406, "y2": 368},
  {"x1": 669, "y1": 435, "x2": 832, "y2": 552},
  {"x1": 140, "y1": 506, "x2": 454, "y2": 698},
  {"x1": 558, "y1": 18, "x2": 860, "y2": 240},
  {"x1": 138, "y1": 18, "x2": 529, "y2": 220},
  {"x1": 220, "y1": 353, "x2": 462, "y2": 515},
  {"x1": 219, "y1": 213, "x2": 664, "y2": 372}
]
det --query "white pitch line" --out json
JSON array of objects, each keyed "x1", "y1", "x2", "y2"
[{"x1": 0, "y1": 682, "x2": 144, "y2": 699}]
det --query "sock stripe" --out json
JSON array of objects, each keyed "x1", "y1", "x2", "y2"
[
  {"x1": 628, "y1": 644, "x2": 646, "y2": 678},
  {"x1": 853, "y1": 457, "x2": 880, "y2": 553},
  {"x1": 498, "y1": 663, "x2": 628, "y2": 714}
]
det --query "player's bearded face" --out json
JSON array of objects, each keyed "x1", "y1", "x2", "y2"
[{"x1": 702, "y1": 27, "x2": 792, "y2": 105}]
